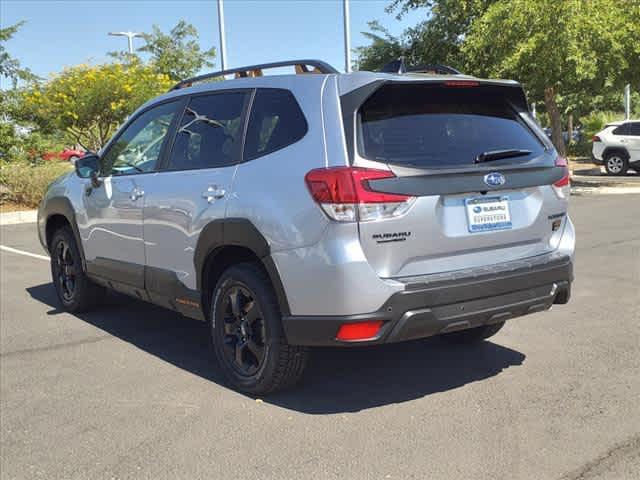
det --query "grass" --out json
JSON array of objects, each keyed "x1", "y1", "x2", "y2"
[{"x1": 0, "y1": 161, "x2": 73, "y2": 209}]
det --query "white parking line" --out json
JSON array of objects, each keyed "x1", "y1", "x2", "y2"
[{"x1": 0, "y1": 245, "x2": 49, "y2": 261}]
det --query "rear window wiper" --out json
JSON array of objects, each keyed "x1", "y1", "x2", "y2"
[{"x1": 474, "y1": 149, "x2": 532, "y2": 164}]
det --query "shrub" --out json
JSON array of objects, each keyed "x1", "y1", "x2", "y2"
[{"x1": 0, "y1": 161, "x2": 72, "y2": 208}]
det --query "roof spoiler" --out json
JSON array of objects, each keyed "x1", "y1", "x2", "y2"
[
  {"x1": 170, "y1": 59, "x2": 338, "y2": 91},
  {"x1": 380, "y1": 57, "x2": 462, "y2": 75}
]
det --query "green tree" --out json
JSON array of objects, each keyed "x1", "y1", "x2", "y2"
[
  {"x1": 0, "y1": 21, "x2": 36, "y2": 87},
  {"x1": 356, "y1": 1, "x2": 497, "y2": 71},
  {"x1": 355, "y1": 21, "x2": 406, "y2": 71},
  {"x1": 136, "y1": 20, "x2": 216, "y2": 82},
  {"x1": 22, "y1": 60, "x2": 172, "y2": 151},
  {"x1": 462, "y1": 0, "x2": 640, "y2": 155}
]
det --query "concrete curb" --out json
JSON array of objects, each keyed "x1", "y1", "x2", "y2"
[
  {"x1": 0, "y1": 210, "x2": 38, "y2": 226},
  {"x1": 572, "y1": 186, "x2": 640, "y2": 196}
]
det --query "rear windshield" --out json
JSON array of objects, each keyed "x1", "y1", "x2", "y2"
[{"x1": 358, "y1": 84, "x2": 544, "y2": 168}]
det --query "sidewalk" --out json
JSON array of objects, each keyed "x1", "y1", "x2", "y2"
[{"x1": 0, "y1": 209, "x2": 38, "y2": 226}]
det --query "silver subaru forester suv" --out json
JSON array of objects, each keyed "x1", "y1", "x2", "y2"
[{"x1": 38, "y1": 60, "x2": 575, "y2": 394}]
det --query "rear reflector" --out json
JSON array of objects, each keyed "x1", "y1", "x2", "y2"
[
  {"x1": 336, "y1": 321, "x2": 384, "y2": 341},
  {"x1": 305, "y1": 167, "x2": 415, "y2": 222}
]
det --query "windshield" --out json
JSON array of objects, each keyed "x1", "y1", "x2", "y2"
[{"x1": 358, "y1": 84, "x2": 544, "y2": 168}]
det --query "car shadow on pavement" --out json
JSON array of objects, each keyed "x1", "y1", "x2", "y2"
[{"x1": 27, "y1": 282, "x2": 526, "y2": 414}]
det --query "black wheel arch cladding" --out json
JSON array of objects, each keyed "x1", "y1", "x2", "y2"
[
  {"x1": 42, "y1": 196, "x2": 86, "y2": 269},
  {"x1": 194, "y1": 218, "x2": 291, "y2": 317}
]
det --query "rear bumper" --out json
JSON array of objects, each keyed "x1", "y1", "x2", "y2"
[
  {"x1": 282, "y1": 252, "x2": 573, "y2": 346},
  {"x1": 590, "y1": 152, "x2": 603, "y2": 165}
]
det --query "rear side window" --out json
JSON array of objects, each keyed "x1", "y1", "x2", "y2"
[
  {"x1": 167, "y1": 92, "x2": 248, "y2": 170},
  {"x1": 358, "y1": 84, "x2": 544, "y2": 168},
  {"x1": 244, "y1": 89, "x2": 307, "y2": 161},
  {"x1": 612, "y1": 124, "x2": 629, "y2": 135}
]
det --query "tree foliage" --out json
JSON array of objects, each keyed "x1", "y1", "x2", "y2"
[
  {"x1": 357, "y1": 1, "x2": 497, "y2": 70},
  {"x1": 0, "y1": 21, "x2": 37, "y2": 87},
  {"x1": 21, "y1": 61, "x2": 172, "y2": 151},
  {"x1": 136, "y1": 20, "x2": 216, "y2": 82},
  {"x1": 355, "y1": 21, "x2": 406, "y2": 71}
]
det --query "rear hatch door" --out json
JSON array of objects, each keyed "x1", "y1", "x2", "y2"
[{"x1": 348, "y1": 80, "x2": 569, "y2": 278}]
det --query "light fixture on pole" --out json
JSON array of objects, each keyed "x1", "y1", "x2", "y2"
[
  {"x1": 108, "y1": 31, "x2": 144, "y2": 54},
  {"x1": 217, "y1": 0, "x2": 228, "y2": 70}
]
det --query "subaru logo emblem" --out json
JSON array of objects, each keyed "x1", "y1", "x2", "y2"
[
  {"x1": 473, "y1": 206, "x2": 482, "y2": 213},
  {"x1": 484, "y1": 172, "x2": 506, "y2": 187}
]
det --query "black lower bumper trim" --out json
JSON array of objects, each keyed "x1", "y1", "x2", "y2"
[{"x1": 282, "y1": 255, "x2": 573, "y2": 346}]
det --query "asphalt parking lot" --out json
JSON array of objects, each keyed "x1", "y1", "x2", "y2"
[{"x1": 1, "y1": 194, "x2": 639, "y2": 480}]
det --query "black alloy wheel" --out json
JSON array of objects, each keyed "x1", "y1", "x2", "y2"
[
  {"x1": 220, "y1": 284, "x2": 267, "y2": 376},
  {"x1": 53, "y1": 237, "x2": 77, "y2": 302}
]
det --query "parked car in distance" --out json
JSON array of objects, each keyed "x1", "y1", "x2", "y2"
[
  {"x1": 43, "y1": 148, "x2": 85, "y2": 163},
  {"x1": 543, "y1": 127, "x2": 582, "y2": 144},
  {"x1": 592, "y1": 120, "x2": 640, "y2": 175},
  {"x1": 38, "y1": 59, "x2": 575, "y2": 394}
]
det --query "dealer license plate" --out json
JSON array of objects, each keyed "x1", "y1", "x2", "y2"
[{"x1": 465, "y1": 196, "x2": 512, "y2": 233}]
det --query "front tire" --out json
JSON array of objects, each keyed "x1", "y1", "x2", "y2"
[
  {"x1": 211, "y1": 263, "x2": 308, "y2": 395},
  {"x1": 604, "y1": 153, "x2": 629, "y2": 176},
  {"x1": 50, "y1": 226, "x2": 105, "y2": 313},
  {"x1": 440, "y1": 321, "x2": 505, "y2": 344}
]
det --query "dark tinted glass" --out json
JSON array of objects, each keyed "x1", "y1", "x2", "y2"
[
  {"x1": 102, "y1": 101, "x2": 179, "y2": 176},
  {"x1": 358, "y1": 84, "x2": 544, "y2": 168},
  {"x1": 612, "y1": 124, "x2": 629, "y2": 135},
  {"x1": 627, "y1": 122, "x2": 640, "y2": 136},
  {"x1": 244, "y1": 89, "x2": 307, "y2": 161},
  {"x1": 168, "y1": 92, "x2": 247, "y2": 170}
]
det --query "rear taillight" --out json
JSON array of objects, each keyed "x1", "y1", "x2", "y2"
[
  {"x1": 553, "y1": 156, "x2": 570, "y2": 198},
  {"x1": 305, "y1": 167, "x2": 415, "y2": 222},
  {"x1": 592, "y1": 135, "x2": 601, "y2": 142}
]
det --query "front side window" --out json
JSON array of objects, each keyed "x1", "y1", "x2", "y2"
[
  {"x1": 358, "y1": 84, "x2": 545, "y2": 168},
  {"x1": 101, "y1": 101, "x2": 179, "y2": 176},
  {"x1": 167, "y1": 92, "x2": 248, "y2": 170},
  {"x1": 627, "y1": 122, "x2": 640, "y2": 136},
  {"x1": 244, "y1": 89, "x2": 307, "y2": 161}
]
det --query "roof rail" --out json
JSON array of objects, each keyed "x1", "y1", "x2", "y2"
[
  {"x1": 170, "y1": 59, "x2": 339, "y2": 91},
  {"x1": 380, "y1": 57, "x2": 462, "y2": 75}
]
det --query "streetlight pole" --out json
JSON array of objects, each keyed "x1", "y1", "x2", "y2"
[
  {"x1": 108, "y1": 31, "x2": 143, "y2": 54},
  {"x1": 217, "y1": 0, "x2": 228, "y2": 70},
  {"x1": 624, "y1": 84, "x2": 631, "y2": 120},
  {"x1": 343, "y1": 0, "x2": 351, "y2": 72}
]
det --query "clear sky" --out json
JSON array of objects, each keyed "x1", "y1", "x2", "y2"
[{"x1": 1, "y1": 0, "x2": 425, "y2": 82}]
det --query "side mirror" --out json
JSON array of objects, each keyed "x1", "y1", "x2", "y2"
[{"x1": 75, "y1": 154, "x2": 101, "y2": 187}]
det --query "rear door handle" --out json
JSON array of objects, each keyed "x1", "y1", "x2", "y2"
[
  {"x1": 129, "y1": 188, "x2": 145, "y2": 201},
  {"x1": 202, "y1": 186, "x2": 226, "y2": 203}
]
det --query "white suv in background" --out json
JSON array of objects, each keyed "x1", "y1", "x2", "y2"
[{"x1": 592, "y1": 120, "x2": 640, "y2": 175}]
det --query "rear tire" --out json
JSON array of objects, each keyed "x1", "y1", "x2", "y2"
[
  {"x1": 210, "y1": 263, "x2": 308, "y2": 395},
  {"x1": 440, "y1": 321, "x2": 505, "y2": 344},
  {"x1": 50, "y1": 226, "x2": 105, "y2": 313},
  {"x1": 604, "y1": 153, "x2": 629, "y2": 176}
]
